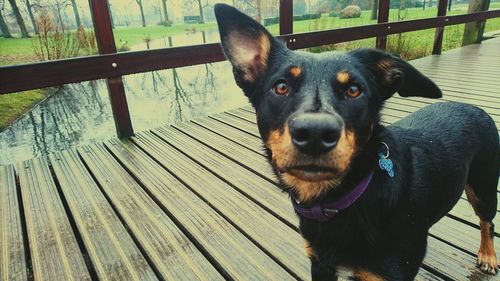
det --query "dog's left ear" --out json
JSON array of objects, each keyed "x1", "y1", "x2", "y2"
[
  {"x1": 349, "y1": 49, "x2": 442, "y2": 100},
  {"x1": 215, "y1": 4, "x2": 279, "y2": 89}
]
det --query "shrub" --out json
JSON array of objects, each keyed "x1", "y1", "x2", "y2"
[
  {"x1": 386, "y1": 34, "x2": 430, "y2": 60},
  {"x1": 31, "y1": 11, "x2": 97, "y2": 61}
]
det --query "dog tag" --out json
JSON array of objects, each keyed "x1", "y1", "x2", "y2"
[{"x1": 379, "y1": 152, "x2": 394, "y2": 178}]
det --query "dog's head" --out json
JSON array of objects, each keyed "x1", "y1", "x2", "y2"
[{"x1": 215, "y1": 4, "x2": 441, "y2": 204}]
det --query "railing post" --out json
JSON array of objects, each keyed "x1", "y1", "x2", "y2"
[
  {"x1": 89, "y1": 0, "x2": 134, "y2": 138},
  {"x1": 376, "y1": 0, "x2": 390, "y2": 49},
  {"x1": 280, "y1": 0, "x2": 293, "y2": 35},
  {"x1": 432, "y1": 0, "x2": 449, "y2": 54}
]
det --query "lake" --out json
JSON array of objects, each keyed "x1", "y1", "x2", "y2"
[{"x1": 0, "y1": 55, "x2": 248, "y2": 165}]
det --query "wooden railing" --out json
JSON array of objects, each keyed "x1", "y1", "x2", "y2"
[{"x1": 0, "y1": 0, "x2": 499, "y2": 138}]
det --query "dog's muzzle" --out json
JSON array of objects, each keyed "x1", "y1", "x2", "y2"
[{"x1": 289, "y1": 113, "x2": 342, "y2": 155}]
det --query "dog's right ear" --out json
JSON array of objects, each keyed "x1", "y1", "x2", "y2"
[{"x1": 215, "y1": 4, "x2": 278, "y2": 89}]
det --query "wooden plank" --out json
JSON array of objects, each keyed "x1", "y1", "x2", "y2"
[
  {"x1": 48, "y1": 150, "x2": 158, "y2": 281},
  {"x1": 425, "y1": 236, "x2": 498, "y2": 280},
  {"x1": 172, "y1": 122, "x2": 277, "y2": 182},
  {"x1": 192, "y1": 117, "x2": 264, "y2": 154},
  {"x1": 210, "y1": 113, "x2": 261, "y2": 137},
  {"x1": 431, "y1": 216, "x2": 500, "y2": 255},
  {"x1": 0, "y1": 165, "x2": 27, "y2": 281},
  {"x1": 113, "y1": 136, "x2": 309, "y2": 279},
  {"x1": 76, "y1": 145, "x2": 222, "y2": 281},
  {"x1": 99, "y1": 140, "x2": 296, "y2": 280},
  {"x1": 415, "y1": 268, "x2": 445, "y2": 281},
  {"x1": 146, "y1": 128, "x2": 295, "y2": 225},
  {"x1": 17, "y1": 157, "x2": 91, "y2": 281}
]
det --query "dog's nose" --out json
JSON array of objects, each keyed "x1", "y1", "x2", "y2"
[{"x1": 289, "y1": 113, "x2": 342, "y2": 155}]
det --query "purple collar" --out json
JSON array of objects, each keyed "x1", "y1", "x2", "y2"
[{"x1": 292, "y1": 171, "x2": 375, "y2": 222}]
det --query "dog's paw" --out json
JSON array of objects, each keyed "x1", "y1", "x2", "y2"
[{"x1": 477, "y1": 252, "x2": 499, "y2": 275}]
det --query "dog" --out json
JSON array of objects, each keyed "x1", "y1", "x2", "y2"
[{"x1": 214, "y1": 4, "x2": 499, "y2": 280}]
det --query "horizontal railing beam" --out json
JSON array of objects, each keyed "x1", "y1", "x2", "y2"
[{"x1": 1, "y1": 10, "x2": 499, "y2": 95}]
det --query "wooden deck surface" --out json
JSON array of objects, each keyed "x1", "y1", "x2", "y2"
[{"x1": 1, "y1": 37, "x2": 500, "y2": 281}]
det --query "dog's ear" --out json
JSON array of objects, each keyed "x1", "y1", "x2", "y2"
[
  {"x1": 349, "y1": 49, "x2": 442, "y2": 100},
  {"x1": 215, "y1": 4, "x2": 278, "y2": 89}
]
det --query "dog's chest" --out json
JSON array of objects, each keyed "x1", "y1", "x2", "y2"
[{"x1": 336, "y1": 266, "x2": 356, "y2": 280}]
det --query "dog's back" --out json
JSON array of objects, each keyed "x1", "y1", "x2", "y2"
[{"x1": 390, "y1": 101, "x2": 498, "y2": 225}]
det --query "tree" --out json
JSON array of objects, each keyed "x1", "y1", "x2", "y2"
[
  {"x1": 0, "y1": 10, "x2": 12, "y2": 38},
  {"x1": 371, "y1": 0, "x2": 378, "y2": 20},
  {"x1": 0, "y1": 0, "x2": 12, "y2": 38},
  {"x1": 24, "y1": 0, "x2": 38, "y2": 34},
  {"x1": 135, "y1": 0, "x2": 146, "y2": 27},
  {"x1": 7, "y1": 0, "x2": 29, "y2": 37},
  {"x1": 70, "y1": 0, "x2": 81, "y2": 27},
  {"x1": 185, "y1": 0, "x2": 210, "y2": 23},
  {"x1": 195, "y1": 0, "x2": 205, "y2": 23},
  {"x1": 238, "y1": 0, "x2": 263, "y2": 20},
  {"x1": 106, "y1": 0, "x2": 115, "y2": 29},
  {"x1": 162, "y1": 0, "x2": 169, "y2": 22},
  {"x1": 462, "y1": 0, "x2": 490, "y2": 45}
]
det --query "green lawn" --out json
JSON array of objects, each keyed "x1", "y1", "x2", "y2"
[
  {"x1": 112, "y1": 22, "x2": 217, "y2": 47},
  {"x1": 0, "y1": 89, "x2": 48, "y2": 130},
  {"x1": 0, "y1": 22, "x2": 218, "y2": 66}
]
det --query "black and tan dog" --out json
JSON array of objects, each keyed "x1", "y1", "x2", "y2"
[{"x1": 214, "y1": 4, "x2": 499, "y2": 280}]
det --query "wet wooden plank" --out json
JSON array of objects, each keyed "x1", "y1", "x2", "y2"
[
  {"x1": 100, "y1": 140, "x2": 295, "y2": 280},
  {"x1": 431, "y1": 216, "x2": 500, "y2": 255},
  {"x1": 210, "y1": 113, "x2": 260, "y2": 136},
  {"x1": 17, "y1": 157, "x2": 91, "y2": 281},
  {"x1": 148, "y1": 127, "x2": 295, "y2": 225},
  {"x1": 192, "y1": 117, "x2": 264, "y2": 153},
  {"x1": 114, "y1": 135, "x2": 309, "y2": 279},
  {"x1": 48, "y1": 150, "x2": 158, "y2": 281},
  {"x1": 425, "y1": 236, "x2": 499, "y2": 280},
  {"x1": 76, "y1": 144, "x2": 222, "y2": 281},
  {"x1": 172, "y1": 122, "x2": 276, "y2": 182},
  {"x1": 0, "y1": 165, "x2": 27, "y2": 281}
]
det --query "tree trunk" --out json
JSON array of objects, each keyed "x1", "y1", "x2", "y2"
[
  {"x1": 162, "y1": 0, "x2": 169, "y2": 22},
  {"x1": 136, "y1": 0, "x2": 146, "y2": 27},
  {"x1": 0, "y1": 10, "x2": 12, "y2": 38},
  {"x1": 7, "y1": 0, "x2": 29, "y2": 37},
  {"x1": 256, "y1": 0, "x2": 262, "y2": 19},
  {"x1": 196, "y1": 0, "x2": 204, "y2": 23},
  {"x1": 422, "y1": 0, "x2": 426, "y2": 10},
  {"x1": 462, "y1": 0, "x2": 490, "y2": 45},
  {"x1": 107, "y1": 0, "x2": 115, "y2": 28},
  {"x1": 371, "y1": 0, "x2": 379, "y2": 20},
  {"x1": 70, "y1": 0, "x2": 81, "y2": 28},
  {"x1": 428, "y1": 0, "x2": 432, "y2": 7},
  {"x1": 25, "y1": 0, "x2": 38, "y2": 34}
]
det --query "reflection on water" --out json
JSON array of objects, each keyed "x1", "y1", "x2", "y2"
[
  {"x1": 131, "y1": 30, "x2": 221, "y2": 51},
  {"x1": 0, "y1": 61, "x2": 247, "y2": 165}
]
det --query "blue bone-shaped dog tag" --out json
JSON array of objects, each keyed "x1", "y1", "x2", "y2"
[{"x1": 379, "y1": 152, "x2": 394, "y2": 178}]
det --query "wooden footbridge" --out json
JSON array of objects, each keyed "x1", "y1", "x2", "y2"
[{"x1": 1, "y1": 37, "x2": 500, "y2": 281}]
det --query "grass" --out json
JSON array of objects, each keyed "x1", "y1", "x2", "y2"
[
  {"x1": 0, "y1": 22, "x2": 218, "y2": 66},
  {"x1": 0, "y1": 89, "x2": 48, "y2": 130},
  {"x1": 112, "y1": 22, "x2": 217, "y2": 47}
]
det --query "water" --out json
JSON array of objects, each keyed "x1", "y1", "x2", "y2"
[{"x1": 0, "y1": 44, "x2": 248, "y2": 165}]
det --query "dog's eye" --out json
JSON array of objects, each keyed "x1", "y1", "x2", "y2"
[
  {"x1": 273, "y1": 80, "x2": 289, "y2": 95},
  {"x1": 346, "y1": 85, "x2": 361, "y2": 98}
]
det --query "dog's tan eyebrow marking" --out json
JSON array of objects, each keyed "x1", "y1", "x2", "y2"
[
  {"x1": 336, "y1": 71, "x2": 350, "y2": 84},
  {"x1": 290, "y1": 66, "x2": 302, "y2": 78}
]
